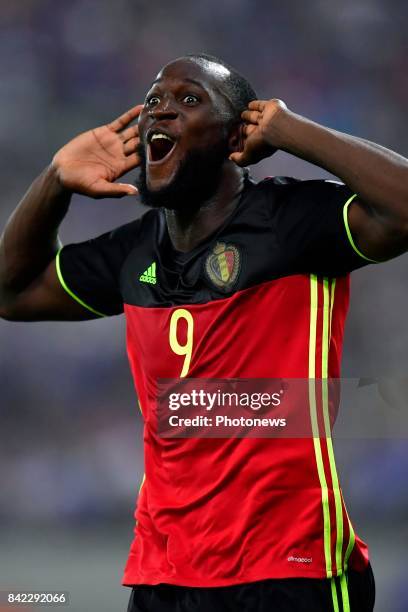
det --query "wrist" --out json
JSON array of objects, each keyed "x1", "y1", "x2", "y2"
[
  {"x1": 263, "y1": 107, "x2": 300, "y2": 151},
  {"x1": 45, "y1": 162, "x2": 73, "y2": 197}
]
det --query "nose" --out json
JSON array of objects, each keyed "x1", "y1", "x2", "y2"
[{"x1": 148, "y1": 99, "x2": 178, "y2": 120}]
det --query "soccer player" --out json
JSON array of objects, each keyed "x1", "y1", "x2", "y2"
[{"x1": 1, "y1": 53, "x2": 407, "y2": 611}]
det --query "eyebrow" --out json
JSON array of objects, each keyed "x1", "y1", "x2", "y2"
[{"x1": 146, "y1": 75, "x2": 234, "y2": 111}]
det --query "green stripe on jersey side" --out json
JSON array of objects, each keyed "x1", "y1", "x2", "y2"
[
  {"x1": 327, "y1": 278, "x2": 357, "y2": 576},
  {"x1": 331, "y1": 578, "x2": 340, "y2": 612},
  {"x1": 340, "y1": 573, "x2": 351, "y2": 612},
  {"x1": 343, "y1": 195, "x2": 380, "y2": 263},
  {"x1": 309, "y1": 274, "x2": 333, "y2": 578},
  {"x1": 329, "y1": 278, "x2": 336, "y2": 341},
  {"x1": 322, "y1": 278, "x2": 344, "y2": 576},
  {"x1": 331, "y1": 574, "x2": 351, "y2": 612},
  {"x1": 344, "y1": 514, "x2": 356, "y2": 571},
  {"x1": 56, "y1": 247, "x2": 106, "y2": 318}
]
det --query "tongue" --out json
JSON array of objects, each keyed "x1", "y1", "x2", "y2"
[{"x1": 150, "y1": 139, "x2": 174, "y2": 161}]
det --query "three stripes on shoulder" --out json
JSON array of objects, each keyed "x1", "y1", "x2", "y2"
[{"x1": 139, "y1": 262, "x2": 157, "y2": 285}]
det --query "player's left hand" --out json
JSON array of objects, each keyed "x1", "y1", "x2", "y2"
[{"x1": 229, "y1": 99, "x2": 288, "y2": 167}]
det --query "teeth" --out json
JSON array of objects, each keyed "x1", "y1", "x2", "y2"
[{"x1": 151, "y1": 133, "x2": 173, "y2": 142}]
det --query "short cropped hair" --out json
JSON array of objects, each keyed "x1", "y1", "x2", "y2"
[{"x1": 183, "y1": 53, "x2": 257, "y2": 123}]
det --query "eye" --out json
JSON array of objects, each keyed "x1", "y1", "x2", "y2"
[
  {"x1": 183, "y1": 94, "x2": 199, "y2": 105},
  {"x1": 146, "y1": 95, "x2": 160, "y2": 107}
]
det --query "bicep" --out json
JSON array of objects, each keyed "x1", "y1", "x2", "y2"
[
  {"x1": 2, "y1": 258, "x2": 100, "y2": 321},
  {"x1": 347, "y1": 197, "x2": 407, "y2": 262}
]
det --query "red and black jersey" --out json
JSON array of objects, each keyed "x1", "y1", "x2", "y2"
[{"x1": 57, "y1": 176, "x2": 374, "y2": 587}]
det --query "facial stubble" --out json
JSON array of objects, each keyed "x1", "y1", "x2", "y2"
[{"x1": 134, "y1": 139, "x2": 230, "y2": 212}]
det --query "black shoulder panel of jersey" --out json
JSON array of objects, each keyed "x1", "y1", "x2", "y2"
[
  {"x1": 59, "y1": 209, "x2": 157, "y2": 316},
  {"x1": 260, "y1": 176, "x2": 368, "y2": 277},
  {"x1": 59, "y1": 176, "x2": 373, "y2": 312}
]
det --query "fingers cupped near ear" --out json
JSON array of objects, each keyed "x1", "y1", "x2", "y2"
[
  {"x1": 92, "y1": 179, "x2": 138, "y2": 198},
  {"x1": 123, "y1": 153, "x2": 141, "y2": 172},
  {"x1": 124, "y1": 138, "x2": 139, "y2": 155},
  {"x1": 108, "y1": 104, "x2": 144, "y2": 132},
  {"x1": 241, "y1": 110, "x2": 260, "y2": 124},
  {"x1": 229, "y1": 152, "x2": 246, "y2": 166},
  {"x1": 118, "y1": 125, "x2": 139, "y2": 142},
  {"x1": 248, "y1": 100, "x2": 266, "y2": 111},
  {"x1": 244, "y1": 124, "x2": 257, "y2": 136},
  {"x1": 108, "y1": 184, "x2": 139, "y2": 197}
]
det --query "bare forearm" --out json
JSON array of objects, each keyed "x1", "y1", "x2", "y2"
[
  {"x1": 0, "y1": 164, "x2": 71, "y2": 297},
  {"x1": 272, "y1": 110, "x2": 408, "y2": 230}
]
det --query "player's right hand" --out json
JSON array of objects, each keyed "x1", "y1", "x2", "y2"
[{"x1": 52, "y1": 105, "x2": 143, "y2": 198}]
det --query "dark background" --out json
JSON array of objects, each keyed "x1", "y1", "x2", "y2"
[{"x1": 0, "y1": 1, "x2": 407, "y2": 610}]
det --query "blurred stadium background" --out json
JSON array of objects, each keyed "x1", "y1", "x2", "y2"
[{"x1": 0, "y1": 1, "x2": 407, "y2": 610}]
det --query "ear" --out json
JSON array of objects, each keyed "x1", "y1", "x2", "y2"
[{"x1": 228, "y1": 122, "x2": 244, "y2": 154}]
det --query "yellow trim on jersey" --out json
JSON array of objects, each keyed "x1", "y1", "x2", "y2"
[
  {"x1": 322, "y1": 278, "x2": 344, "y2": 575},
  {"x1": 343, "y1": 195, "x2": 380, "y2": 263},
  {"x1": 309, "y1": 274, "x2": 332, "y2": 577},
  {"x1": 309, "y1": 275, "x2": 355, "y2": 608},
  {"x1": 56, "y1": 247, "x2": 106, "y2": 318}
]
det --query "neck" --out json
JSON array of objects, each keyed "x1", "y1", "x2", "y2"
[{"x1": 165, "y1": 163, "x2": 245, "y2": 253}]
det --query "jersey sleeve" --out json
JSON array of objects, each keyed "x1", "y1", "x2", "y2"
[
  {"x1": 56, "y1": 218, "x2": 142, "y2": 317},
  {"x1": 266, "y1": 178, "x2": 380, "y2": 277}
]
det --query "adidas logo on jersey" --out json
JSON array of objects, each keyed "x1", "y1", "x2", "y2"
[{"x1": 139, "y1": 261, "x2": 157, "y2": 285}]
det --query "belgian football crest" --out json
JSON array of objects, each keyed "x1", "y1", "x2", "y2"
[{"x1": 205, "y1": 242, "x2": 241, "y2": 291}]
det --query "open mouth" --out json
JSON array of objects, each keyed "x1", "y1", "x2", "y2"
[{"x1": 147, "y1": 132, "x2": 177, "y2": 163}]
